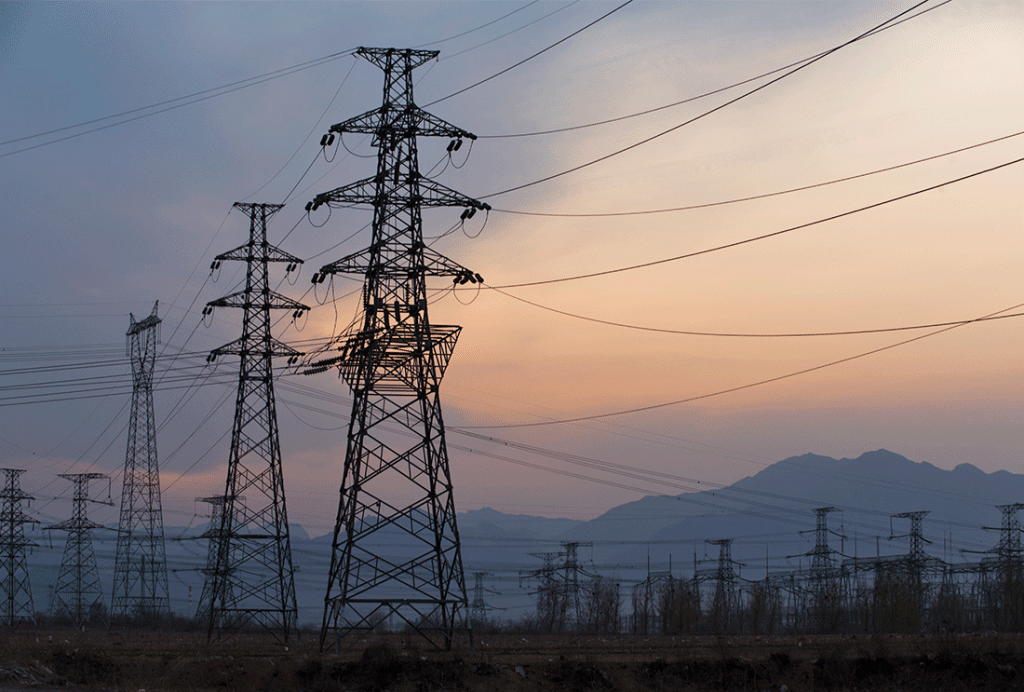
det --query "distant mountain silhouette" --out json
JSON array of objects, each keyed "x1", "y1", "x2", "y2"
[{"x1": 25, "y1": 450, "x2": 1023, "y2": 624}]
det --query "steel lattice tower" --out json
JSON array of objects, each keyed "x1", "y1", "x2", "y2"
[
  {"x1": 0, "y1": 469, "x2": 38, "y2": 627},
  {"x1": 205, "y1": 202, "x2": 306, "y2": 641},
  {"x1": 47, "y1": 473, "x2": 109, "y2": 627},
  {"x1": 195, "y1": 495, "x2": 229, "y2": 623},
  {"x1": 307, "y1": 46, "x2": 488, "y2": 651},
  {"x1": 891, "y1": 510, "x2": 931, "y2": 565},
  {"x1": 112, "y1": 302, "x2": 170, "y2": 621}
]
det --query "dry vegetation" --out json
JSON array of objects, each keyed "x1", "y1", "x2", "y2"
[{"x1": 3, "y1": 628, "x2": 1024, "y2": 691}]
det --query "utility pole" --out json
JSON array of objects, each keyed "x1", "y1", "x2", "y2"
[
  {"x1": 47, "y1": 473, "x2": 111, "y2": 628},
  {"x1": 306, "y1": 47, "x2": 488, "y2": 651},
  {"x1": 111, "y1": 302, "x2": 170, "y2": 622},
  {"x1": 205, "y1": 202, "x2": 306, "y2": 642},
  {"x1": 0, "y1": 469, "x2": 38, "y2": 628}
]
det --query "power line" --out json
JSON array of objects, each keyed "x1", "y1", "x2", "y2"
[
  {"x1": 438, "y1": 1, "x2": 580, "y2": 62},
  {"x1": 424, "y1": 0, "x2": 636, "y2": 107},
  {"x1": 0, "y1": 50, "x2": 357, "y2": 156},
  {"x1": 415, "y1": 0, "x2": 542, "y2": 49},
  {"x1": 490, "y1": 129, "x2": 1023, "y2": 218},
  {"x1": 476, "y1": 1, "x2": 948, "y2": 141},
  {"x1": 490, "y1": 287, "x2": 1024, "y2": 338},
  {"x1": 477, "y1": 0, "x2": 946, "y2": 200},
  {"x1": 459, "y1": 301, "x2": 1024, "y2": 429},
  {"x1": 486, "y1": 155, "x2": 1024, "y2": 289}
]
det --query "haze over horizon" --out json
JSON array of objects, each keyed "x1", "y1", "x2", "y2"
[{"x1": 1, "y1": 1, "x2": 1021, "y2": 532}]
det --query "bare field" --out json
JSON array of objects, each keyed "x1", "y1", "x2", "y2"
[{"x1": 3, "y1": 629, "x2": 1024, "y2": 691}]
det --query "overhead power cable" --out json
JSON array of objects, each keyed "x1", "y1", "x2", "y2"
[
  {"x1": 0, "y1": 49, "x2": 357, "y2": 157},
  {"x1": 424, "y1": 0, "x2": 636, "y2": 107},
  {"x1": 478, "y1": 0, "x2": 947, "y2": 200},
  {"x1": 490, "y1": 287, "x2": 1024, "y2": 338},
  {"x1": 487, "y1": 154, "x2": 1024, "y2": 289},
  {"x1": 491, "y1": 129, "x2": 1024, "y2": 218},
  {"x1": 415, "y1": 0, "x2": 542, "y2": 48},
  {"x1": 478, "y1": 0, "x2": 947, "y2": 141},
  {"x1": 460, "y1": 301, "x2": 1024, "y2": 429},
  {"x1": 439, "y1": 1, "x2": 581, "y2": 62}
]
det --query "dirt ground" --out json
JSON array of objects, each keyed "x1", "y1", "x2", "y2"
[{"x1": 3, "y1": 629, "x2": 1024, "y2": 691}]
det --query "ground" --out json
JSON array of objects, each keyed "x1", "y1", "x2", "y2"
[{"x1": 3, "y1": 629, "x2": 1024, "y2": 691}]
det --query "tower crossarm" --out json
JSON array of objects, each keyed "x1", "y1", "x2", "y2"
[
  {"x1": 312, "y1": 174, "x2": 489, "y2": 211},
  {"x1": 215, "y1": 243, "x2": 303, "y2": 265},
  {"x1": 207, "y1": 289, "x2": 308, "y2": 312},
  {"x1": 318, "y1": 243, "x2": 480, "y2": 282},
  {"x1": 127, "y1": 301, "x2": 161, "y2": 336},
  {"x1": 211, "y1": 336, "x2": 302, "y2": 359},
  {"x1": 328, "y1": 104, "x2": 477, "y2": 144}
]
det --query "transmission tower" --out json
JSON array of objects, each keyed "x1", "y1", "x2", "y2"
[
  {"x1": 890, "y1": 510, "x2": 932, "y2": 566},
  {"x1": 205, "y1": 202, "x2": 306, "y2": 641},
  {"x1": 47, "y1": 473, "x2": 110, "y2": 627},
  {"x1": 306, "y1": 47, "x2": 488, "y2": 651},
  {"x1": 0, "y1": 469, "x2": 38, "y2": 627},
  {"x1": 470, "y1": 572, "x2": 489, "y2": 624},
  {"x1": 984, "y1": 504, "x2": 1024, "y2": 565},
  {"x1": 194, "y1": 495, "x2": 229, "y2": 623},
  {"x1": 111, "y1": 302, "x2": 170, "y2": 622}
]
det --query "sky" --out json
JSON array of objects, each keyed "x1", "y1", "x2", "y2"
[{"x1": 1, "y1": 0, "x2": 1022, "y2": 536}]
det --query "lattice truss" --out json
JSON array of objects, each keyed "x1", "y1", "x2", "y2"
[
  {"x1": 112, "y1": 302, "x2": 170, "y2": 620},
  {"x1": 0, "y1": 469, "x2": 38, "y2": 628},
  {"x1": 47, "y1": 473, "x2": 109, "y2": 628},
  {"x1": 304, "y1": 47, "x2": 489, "y2": 650},
  {"x1": 205, "y1": 202, "x2": 306, "y2": 641}
]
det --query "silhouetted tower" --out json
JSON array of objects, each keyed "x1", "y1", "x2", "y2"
[
  {"x1": 307, "y1": 47, "x2": 488, "y2": 650},
  {"x1": 561, "y1": 541, "x2": 593, "y2": 627},
  {"x1": 891, "y1": 511, "x2": 931, "y2": 567},
  {"x1": 205, "y1": 202, "x2": 306, "y2": 641},
  {"x1": 111, "y1": 302, "x2": 170, "y2": 621},
  {"x1": 195, "y1": 495, "x2": 229, "y2": 623},
  {"x1": 523, "y1": 551, "x2": 566, "y2": 632},
  {"x1": 800, "y1": 506, "x2": 844, "y2": 632},
  {"x1": 47, "y1": 473, "x2": 110, "y2": 627},
  {"x1": 986, "y1": 504, "x2": 1024, "y2": 565},
  {"x1": 0, "y1": 469, "x2": 38, "y2": 627},
  {"x1": 705, "y1": 539, "x2": 739, "y2": 631},
  {"x1": 470, "y1": 571, "x2": 489, "y2": 624},
  {"x1": 806, "y1": 507, "x2": 840, "y2": 572}
]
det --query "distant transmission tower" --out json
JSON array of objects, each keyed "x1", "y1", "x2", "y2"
[
  {"x1": 205, "y1": 202, "x2": 306, "y2": 641},
  {"x1": 111, "y1": 302, "x2": 170, "y2": 622},
  {"x1": 306, "y1": 46, "x2": 489, "y2": 651},
  {"x1": 47, "y1": 473, "x2": 110, "y2": 627},
  {"x1": 0, "y1": 469, "x2": 38, "y2": 628},
  {"x1": 470, "y1": 572, "x2": 490, "y2": 624},
  {"x1": 194, "y1": 495, "x2": 229, "y2": 623}
]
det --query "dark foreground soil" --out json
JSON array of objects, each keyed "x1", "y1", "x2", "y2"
[{"x1": 4, "y1": 630, "x2": 1024, "y2": 691}]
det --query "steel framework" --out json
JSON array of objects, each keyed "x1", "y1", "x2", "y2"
[
  {"x1": 111, "y1": 302, "x2": 170, "y2": 621},
  {"x1": 0, "y1": 469, "x2": 37, "y2": 627},
  {"x1": 205, "y1": 202, "x2": 306, "y2": 641},
  {"x1": 47, "y1": 473, "x2": 110, "y2": 627},
  {"x1": 194, "y1": 495, "x2": 229, "y2": 623},
  {"x1": 307, "y1": 47, "x2": 488, "y2": 651}
]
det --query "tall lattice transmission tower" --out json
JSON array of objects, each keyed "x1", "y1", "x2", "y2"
[
  {"x1": 0, "y1": 469, "x2": 38, "y2": 627},
  {"x1": 47, "y1": 473, "x2": 110, "y2": 627},
  {"x1": 305, "y1": 46, "x2": 489, "y2": 651},
  {"x1": 112, "y1": 302, "x2": 170, "y2": 621},
  {"x1": 205, "y1": 202, "x2": 306, "y2": 641}
]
